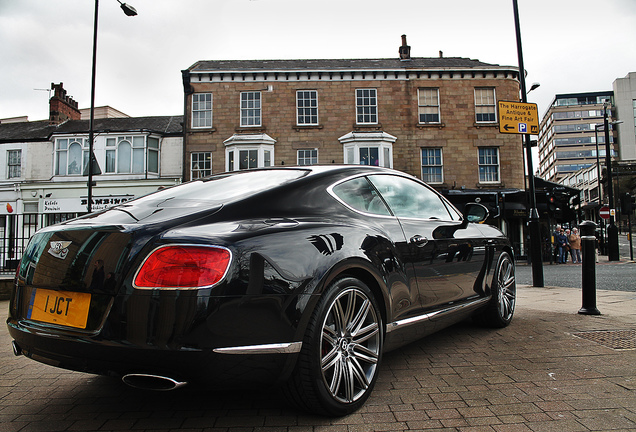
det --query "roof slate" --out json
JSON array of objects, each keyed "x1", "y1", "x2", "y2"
[
  {"x1": 0, "y1": 116, "x2": 183, "y2": 143},
  {"x1": 189, "y1": 57, "x2": 514, "y2": 72}
]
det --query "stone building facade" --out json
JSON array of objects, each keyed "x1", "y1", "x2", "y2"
[{"x1": 182, "y1": 39, "x2": 529, "y2": 255}]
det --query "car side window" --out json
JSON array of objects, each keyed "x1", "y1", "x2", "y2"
[
  {"x1": 331, "y1": 177, "x2": 391, "y2": 216},
  {"x1": 368, "y1": 174, "x2": 453, "y2": 220}
]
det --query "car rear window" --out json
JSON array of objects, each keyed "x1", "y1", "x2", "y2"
[{"x1": 132, "y1": 169, "x2": 308, "y2": 207}]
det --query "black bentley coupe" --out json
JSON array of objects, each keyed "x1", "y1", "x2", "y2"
[{"x1": 7, "y1": 165, "x2": 516, "y2": 416}]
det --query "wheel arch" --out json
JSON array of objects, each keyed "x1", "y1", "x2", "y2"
[{"x1": 318, "y1": 258, "x2": 390, "y2": 339}]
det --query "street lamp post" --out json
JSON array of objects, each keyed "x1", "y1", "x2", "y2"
[
  {"x1": 602, "y1": 105, "x2": 620, "y2": 261},
  {"x1": 513, "y1": 0, "x2": 543, "y2": 287},
  {"x1": 87, "y1": 0, "x2": 137, "y2": 213}
]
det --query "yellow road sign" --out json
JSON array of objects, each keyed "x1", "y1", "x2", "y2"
[{"x1": 498, "y1": 101, "x2": 539, "y2": 135}]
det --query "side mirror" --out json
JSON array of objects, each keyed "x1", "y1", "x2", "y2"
[{"x1": 464, "y1": 202, "x2": 489, "y2": 223}]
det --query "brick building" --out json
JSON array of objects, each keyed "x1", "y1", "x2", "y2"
[{"x1": 181, "y1": 37, "x2": 529, "y2": 256}]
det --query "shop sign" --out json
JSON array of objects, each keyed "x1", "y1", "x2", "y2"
[{"x1": 43, "y1": 196, "x2": 134, "y2": 213}]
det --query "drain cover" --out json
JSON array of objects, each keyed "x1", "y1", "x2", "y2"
[{"x1": 574, "y1": 330, "x2": 636, "y2": 350}]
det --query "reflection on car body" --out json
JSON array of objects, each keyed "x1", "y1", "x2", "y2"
[{"x1": 7, "y1": 165, "x2": 516, "y2": 416}]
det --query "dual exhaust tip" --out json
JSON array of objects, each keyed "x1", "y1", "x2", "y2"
[{"x1": 12, "y1": 341, "x2": 186, "y2": 392}]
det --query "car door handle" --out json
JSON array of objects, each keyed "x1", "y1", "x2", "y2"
[{"x1": 409, "y1": 235, "x2": 429, "y2": 247}]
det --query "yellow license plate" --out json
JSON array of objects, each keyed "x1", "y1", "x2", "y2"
[{"x1": 28, "y1": 288, "x2": 91, "y2": 329}]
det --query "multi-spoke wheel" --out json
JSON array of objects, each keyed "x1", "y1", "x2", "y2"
[
  {"x1": 475, "y1": 251, "x2": 516, "y2": 328},
  {"x1": 284, "y1": 277, "x2": 383, "y2": 416}
]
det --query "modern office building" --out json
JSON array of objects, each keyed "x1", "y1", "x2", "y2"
[
  {"x1": 612, "y1": 72, "x2": 636, "y2": 161},
  {"x1": 537, "y1": 91, "x2": 615, "y2": 184}
]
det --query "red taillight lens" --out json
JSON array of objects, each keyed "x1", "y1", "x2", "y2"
[{"x1": 134, "y1": 245, "x2": 231, "y2": 289}]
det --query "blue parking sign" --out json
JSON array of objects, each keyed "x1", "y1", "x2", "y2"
[{"x1": 518, "y1": 123, "x2": 527, "y2": 133}]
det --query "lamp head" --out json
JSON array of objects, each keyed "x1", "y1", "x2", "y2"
[{"x1": 119, "y1": 2, "x2": 137, "y2": 16}]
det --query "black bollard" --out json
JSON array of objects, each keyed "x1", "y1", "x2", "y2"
[{"x1": 578, "y1": 220, "x2": 600, "y2": 315}]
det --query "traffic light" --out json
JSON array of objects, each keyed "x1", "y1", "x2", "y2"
[
  {"x1": 547, "y1": 193, "x2": 556, "y2": 214},
  {"x1": 620, "y1": 192, "x2": 633, "y2": 215}
]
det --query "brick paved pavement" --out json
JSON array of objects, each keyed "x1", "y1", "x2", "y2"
[{"x1": 1, "y1": 286, "x2": 635, "y2": 432}]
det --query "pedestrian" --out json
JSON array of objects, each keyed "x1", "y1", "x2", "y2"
[
  {"x1": 564, "y1": 229, "x2": 571, "y2": 263},
  {"x1": 569, "y1": 228, "x2": 582, "y2": 263},
  {"x1": 553, "y1": 225, "x2": 561, "y2": 263},
  {"x1": 555, "y1": 227, "x2": 568, "y2": 264}
]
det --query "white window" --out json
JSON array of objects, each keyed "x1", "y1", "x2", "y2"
[
  {"x1": 224, "y1": 133, "x2": 275, "y2": 171},
  {"x1": 240, "y1": 91, "x2": 261, "y2": 127},
  {"x1": 297, "y1": 149, "x2": 318, "y2": 165},
  {"x1": 7, "y1": 150, "x2": 21, "y2": 179},
  {"x1": 421, "y1": 148, "x2": 443, "y2": 183},
  {"x1": 105, "y1": 136, "x2": 145, "y2": 174},
  {"x1": 191, "y1": 152, "x2": 211, "y2": 179},
  {"x1": 297, "y1": 90, "x2": 318, "y2": 125},
  {"x1": 418, "y1": 88, "x2": 440, "y2": 124},
  {"x1": 339, "y1": 131, "x2": 395, "y2": 168},
  {"x1": 55, "y1": 138, "x2": 88, "y2": 176},
  {"x1": 192, "y1": 93, "x2": 212, "y2": 128},
  {"x1": 147, "y1": 137, "x2": 159, "y2": 174},
  {"x1": 356, "y1": 89, "x2": 378, "y2": 124},
  {"x1": 478, "y1": 147, "x2": 500, "y2": 183},
  {"x1": 475, "y1": 88, "x2": 497, "y2": 123}
]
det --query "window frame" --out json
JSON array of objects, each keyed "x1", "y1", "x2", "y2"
[
  {"x1": 355, "y1": 88, "x2": 378, "y2": 125},
  {"x1": 296, "y1": 90, "x2": 319, "y2": 126},
  {"x1": 343, "y1": 143, "x2": 393, "y2": 168},
  {"x1": 105, "y1": 136, "x2": 146, "y2": 174},
  {"x1": 225, "y1": 145, "x2": 274, "y2": 171},
  {"x1": 7, "y1": 149, "x2": 21, "y2": 179},
  {"x1": 421, "y1": 148, "x2": 443, "y2": 184},
  {"x1": 192, "y1": 93, "x2": 213, "y2": 128},
  {"x1": 418, "y1": 88, "x2": 441, "y2": 124},
  {"x1": 55, "y1": 137, "x2": 88, "y2": 176},
  {"x1": 478, "y1": 147, "x2": 501, "y2": 183},
  {"x1": 240, "y1": 91, "x2": 262, "y2": 127},
  {"x1": 191, "y1": 152, "x2": 212, "y2": 180},
  {"x1": 474, "y1": 87, "x2": 497, "y2": 123},
  {"x1": 297, "y1": 149, "x2": 318, "y2": 166}
]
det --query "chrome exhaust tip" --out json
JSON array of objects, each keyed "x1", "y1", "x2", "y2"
[
  {"x1": 12, "y1": 341, "x2": 22, "y2": 356},
  {"x1": 122, "y1": 373, "x2": 187, "y2": 391}
]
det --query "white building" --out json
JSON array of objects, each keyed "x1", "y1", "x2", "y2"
[{"x1": 0, "y1": 83, "x2": 183, "y2": 271}]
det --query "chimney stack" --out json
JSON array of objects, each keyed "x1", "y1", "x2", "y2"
[
  {"x1": 399, "y1": 34, "x2": 411, "y2": 60},
  {"x1": 49, "y1": 82, "x2": 81, "y2": 125}
]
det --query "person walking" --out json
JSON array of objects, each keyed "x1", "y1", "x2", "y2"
[
  {"x1": 555, "y1": 227, "x2": 568, "y2": 264},
  {"x1": 553, "y1": 225, "x2": 562, "y2": 263},
  {"x1": 569, "y1": 227, "x2": 582, "y2": 264}
]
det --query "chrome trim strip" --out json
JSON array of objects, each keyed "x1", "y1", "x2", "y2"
[
  {"x1": 386, "y1": 297, "x2": 490, "y2": 334},
  {"x1": 213, "y1": 341, "x2": 302, "y2": 355}
]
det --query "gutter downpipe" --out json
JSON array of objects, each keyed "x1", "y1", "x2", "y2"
[{"x1": 181, "y1": 70, "x2": 193, "y2": 183}]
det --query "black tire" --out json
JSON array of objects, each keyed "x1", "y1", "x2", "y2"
[
  {"x1": 284, "y1": 276, "x2": 383, "y2": 416},
  {"x1": 475, "y1": 251, "x2": 516, "y2": 328}
]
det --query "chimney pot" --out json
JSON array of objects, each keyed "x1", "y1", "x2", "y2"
[{"x1": 399, "y1": 34, "x2": 411, "y2": 60}]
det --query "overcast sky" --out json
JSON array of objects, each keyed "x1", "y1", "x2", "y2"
[{"x1": 1, "y1": 0, "x2": 635, "y2": 122}]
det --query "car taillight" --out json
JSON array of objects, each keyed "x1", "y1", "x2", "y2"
[{"x1": 134, "y1": 245, "x2": 231, "y2": 289}]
